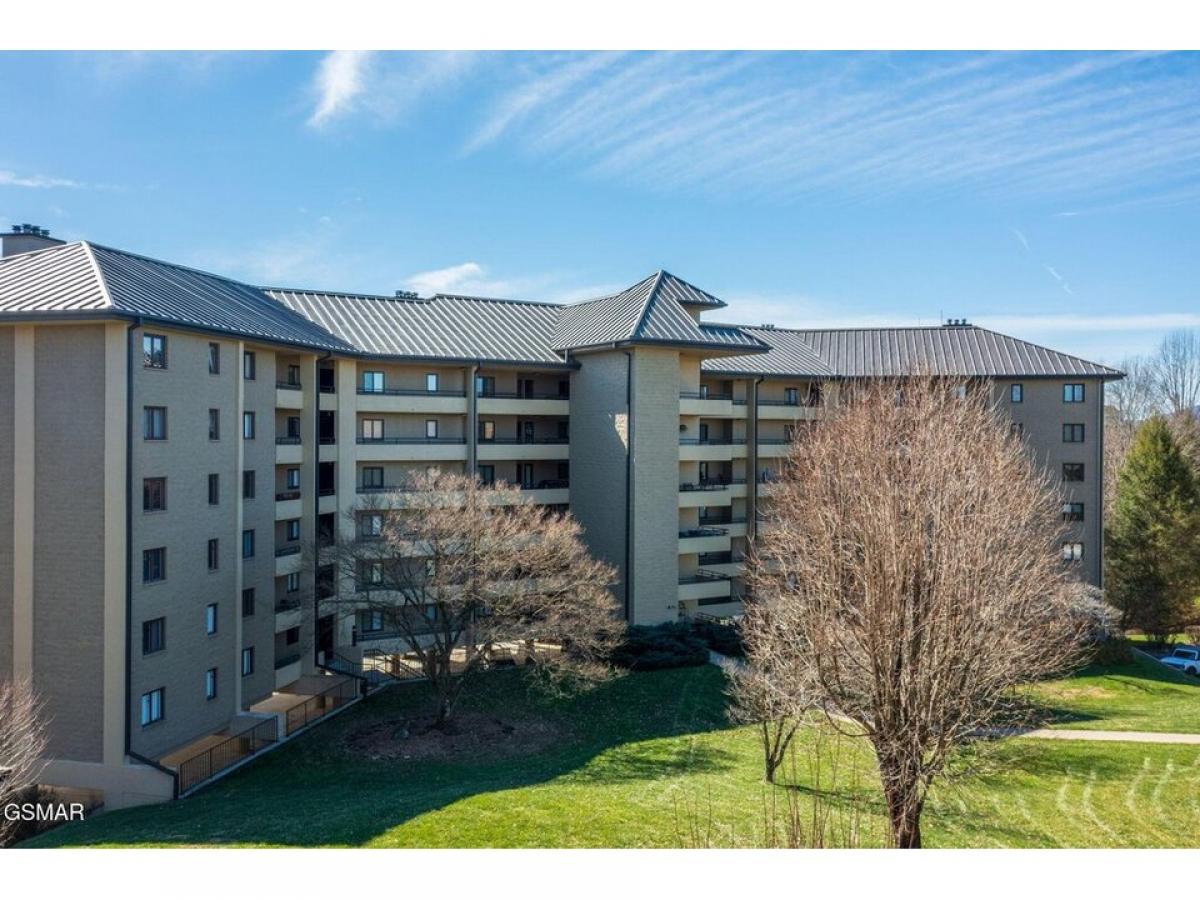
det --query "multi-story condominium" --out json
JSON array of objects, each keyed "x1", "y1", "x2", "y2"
[{"x1": 0, "y1": 226, "x2": 1120, "y2": 808}]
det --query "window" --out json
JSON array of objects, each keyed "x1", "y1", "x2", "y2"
[
  {"x1": 205, "y1": 668, "x2": 218, "y2": 701},
  {"x1": 1062, "y1": 542, "x2": 1084, "y2": 562},
  {"x1": 241, "y1": 647, "x2": 255, "y2": 677},
  {"x1": 286, "y1": 572, "x2": 300, "y2": 593},
  {"x1": 142, "y1": 617, "x2": 165, "y2": 655},
  {"x1": 1063, "y1": 424, "x2": 1085, "y2": 443},
  {"x1": 361, "y1": 371, "x2": 384, "y2": 393},
  {"x1": 285, "y1": 627, "x2": 300, "y2": 646},
  {"x1": 476, "y1": 374, "x2": 495, "y2": 397},
  {"x1": 478, "y1": 464, "x2": 495, "y2": 485},
  {"x1": 362, "y1": 514, "x2": 383, "y2": 537},
  {"x1": 784, "y1": 387, "x2": 798, "y2": 406},
  {"x1": 243, "y1": 350, "x2": 256, "y2": 380},
  {"x1": 286, "y1": 364, "x2": 301, "y2": 386},
  {"x1": 207, "y1": 342, "x2": 220, "y2": 374},
  {"x1": 143, "y1": 406, "x2": 167, "y2": 440},
  {"x1": 952, "y1": 384, "x2": 968, "y2": 400},
  {"x1": 242, "y1": 411, "x2": 256, "y2": 440},
  {"x1": 1010, "y1": 423, "x2": 1023, "y2": 437},
  {"x1": 242, "y1": 529, "x2": 255, "y2": 558},
  {"x1": 143, "y1": 547, "x2": 166, "y2": 583},
  {"x1": 425, "y1": 419, "x2": 438, "y2": 439},
  {"x1": 1063, "y1": 502, "x2": 1085, "y2": 522},
  {"x1": 361, "y1": 466, "x2": 384, "y2": 490},
  {"x1": 425, "y1": 373, "x2": 439, "y2": 392},
  {"x1": 208, "y1": 408, "x2": 220, "y2": 441},
  {"x1": 242, "y1": 588, "x2": 255, "y2": 617},
  {"x1": 143, "y1": 477, "x2": 167, "y2": 512},
  {"x1": 143, "y1": 333, "x2": 167, "y2": 369},
  {"x1": 243, "y1": 469, "x2": 256, "y2": 499},
  {"x1": 361, "y1": 418, "x2": 384, "y2": 441},
  {"x1": 1063, "y1": 463, "x2": 1085, "y2": 482},
  {"x1": 205, "y1": 603, "x2": 218, "y2": 635},
  {"x1": 207, "y1": 538, "x2": 219, "y2": 571},
  {"x1": 363, "y1": 610, "x2": 384, "y2": 632},
  {"x1": 207, "y1": 473, "x2": 219, "y2": 506},
  {"x1": 1063, "y1": 383, "x2": 1085, "y2": 403},
  {"x1": 365, "y1": 562, "x2": 384, "y2": 585},
  {"x1": 286, "y1": 518, "x2": 301, "y2": 541},
  {"x1": 1010, "y1": 384, "x2": 1024, "y2": 403},
  {"x1": 286, "y1": 467, "x2": 301, "y2": 490},
  {"x1": 479, "y1": 420, "x2": 495, "y2": 441},
  {"x1": 139, "y1": 688, "x2": 164, "y2": 726},
  {"x1": 286, "y1": 416, "x2": 301, "y2": 439}
]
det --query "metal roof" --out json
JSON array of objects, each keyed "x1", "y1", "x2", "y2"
[
  {"x1": 706, "y1": 325, "x2": 1123, "y2": 379},
  {"x1": 553, "y1": 271, "x2": 766, "y2": 354},
  {"x1": 269, "y1": 288, "x2": 572, "y2": 366},
  {"x1": 0, "y1": 241, "x2": 356, "y2": 353}
]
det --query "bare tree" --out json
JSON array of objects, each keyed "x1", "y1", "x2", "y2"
[
  {"x1": 327, "y1": 472, "x2": 621, "y2": 727},
  {"x1": 1107, "y1": 353, "x2": 1158, "y2": 424},
  {"x1": 745, "y1": 377, "x2": 1089, "y2": 848},
  {"x1": 0, "y1": 679, "x2": 46, "y2": 846},
  {"x1": 1152, "y1": 328, "x2": 1200, "y2": 416}
]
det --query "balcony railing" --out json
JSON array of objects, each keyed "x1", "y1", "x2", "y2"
[
  {"x1": 680, "y1": 390, "x2": 733, "y2": 401},
  {"x1": 679, "y1": 438, "x2": 746, "y2": 446},
  {"x1": 318, "y1": 487, "x2": 336, "y2": 497},
  {"x1": 276, "y1": 380, "x2": 302, "y2": 391},
  {"x1": 758, "y1": 398, "x2": 821, "y2": 408},
  {"x1": 275, "y1": 436, "x2": 302, "y2": 445},
  {"x1": 275, "y1": 653, "x2": 302, "y2": 670},
  {"x1": 680, "y1": 527, "x2": 728, "y2": 538},
  {"x1": 275, "y1": 596, "x2": 303, "y2": 613},
  {"x1": 523, "y1": 479, "x2": 569, "y2": 489},
  {"x1": 283, "y1": 678, "x2": 359, "y2": 736},
  {"x1": 699, "y1": 515, "x2": 747, "y2": 526},
  {"x1": 275, "y1": 544, "x2": 302, "y2": 558},
  {"x1": 176, "y1": 717, "x2": 278, "y2": 796},
  {"x1": 698, "y1": 551, "x2": 744, "y2": 566},
  {"x1": 358, "y1": 387, "x2": 467, "y2": 397},
  {"x1": 275, "y1": 490, "x2": 301, "y2": 502},
  {"x1": 357, "y1": 479, "x2": 569, "y2": 494},
  {"x1": 477, "y1": 390, "x2": 569, "y2": 400},
  {"x1": 679, "y1": 569, "x2": 733, "y2": 585},
  {"x1": 356, "y1": 437, "x2": 467, "y2": 445},
  {"x1": 478, "y1": 437, "x2": 569, "y2": 445},
  {"x1": 679, "y1": 481, "x2": 730, "y2": 492}
]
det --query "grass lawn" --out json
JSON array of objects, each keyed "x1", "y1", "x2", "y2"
[
  {"x1": 1023, "y1": 650, "x2": 1200, "y2": 733},
  {"x1": 25, "y1": 663, "x2": 1200, "y2": 849}
]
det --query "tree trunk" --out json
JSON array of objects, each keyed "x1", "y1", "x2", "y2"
[{"x1": 882, "y1": 780, "x2": 924, "y2": 849}]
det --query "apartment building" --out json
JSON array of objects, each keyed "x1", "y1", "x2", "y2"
[{"x1": 0, "y1": 227, "x2": 1120, "y2": 807}]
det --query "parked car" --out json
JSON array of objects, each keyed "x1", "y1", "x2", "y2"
[{"x1": 1160, "y1": 646, "x2": 1200, "y2": 675}]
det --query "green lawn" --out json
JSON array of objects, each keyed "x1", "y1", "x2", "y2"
[
  {"x1": 1024, "y1": 650, "x2": 1200, "y2": 733},
  {"x1": 25, "y1": 663, "x2": 1200, "y2": 849}
]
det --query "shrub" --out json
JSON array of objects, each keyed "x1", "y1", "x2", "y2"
[
  {"x1": 608, "y1": 623, "x2": 710, "y2": 671},
  {"x1": 690, "y1": 619, "x2": 745, "y2": 657},
  {"x1": 1091, "y1": 637, "x2": 1134, "y2": 666}
]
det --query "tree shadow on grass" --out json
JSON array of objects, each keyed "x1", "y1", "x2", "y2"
[{"x1": 27, "y1": 665, "x2": 739, "y2": 848}]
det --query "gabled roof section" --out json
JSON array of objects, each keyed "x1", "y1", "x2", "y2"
[
  {"x1": 0, "y1": 241, "x2": 356, "y2": 353},
  {"x1": 268, "y1": 289, "x2": 572, "y2": 367},
  {"x1": 705, "y1": 324, "x2": 1123, "y2": 379},
  {"x1": 553, "y1": 271, "x2": 765, "y2": 355}
]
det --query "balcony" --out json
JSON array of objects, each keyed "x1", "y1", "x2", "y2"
[
  {"x1": 275, "y1": 544, "x2": 303, "y2": 577},
  {"x1": 356, "y1": 387, "x2": 468, "y2": 415},
  {"x1": 678, "y1": 481, "x2": 732, "y2": 508},
  {"x1": 679, "y1": 526, "x2": 731, "y2": 555},
  {"x1": 477, "y1": 437, "x2": 569, "y2": 462},
  {"x1": 756, "y1": 438, "x2": 793, "y2": 457},
  {"x1": 679, "y1": 438, "x2": 745, "y2": 462},
  {"x1": 274, "y1": 654, "x2": 303, "y2": 690},
  {"x1": 276, "y1": 381, "x2": 303, "y2": 409},
  {"x1": 679, "y1": 390, "x2": 734, "y2": 418},
  {"x1": 275, "y1": 598, "x2": 303, "y2": 632},
  {"x1": 678, "y1": 569, "x2": 733, "y2": 603},
  {"x1": 477, "y1": 390, "x2": 570, "y2": 417},
  {"x1": 757, "y1": 399, "x2": 822, "y2": 421},
  {"x1": 275, "y1": 436, "x2": 302, "y2": 465},
  {"x1": 355, "y1": 436, "x2": 468, "y2": 462},
  {"x1": 275, "y1": 492, "x2": 302, "y2": 521}
]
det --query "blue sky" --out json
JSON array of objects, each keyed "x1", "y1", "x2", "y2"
[{"x1": 1, "y1": 50, "x2": 1197, "y2": 364}]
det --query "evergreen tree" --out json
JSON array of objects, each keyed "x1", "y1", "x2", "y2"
[{"x1": 1105, "y1": 416, "x2": 1200, "y2": 642}]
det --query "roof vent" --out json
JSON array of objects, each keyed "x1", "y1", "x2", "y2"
[
  {"x1": 943, "y1": 318, "x2": 971, "y2": 327},
  {"x1": 759, "y1": 323, "x2": 776, "y2": 330},
  {"x1": 394, "y1": 289, "x2": 420, "y2": 300}
]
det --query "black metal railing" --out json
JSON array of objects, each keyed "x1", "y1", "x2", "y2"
[
  {"x1": 318, "y1": 384, "x2": 336, "y2": 394},
  {"x1": 275, "y1": 653, "x2": 302, "y2": 670},
  {"x1": 357, "y1": 387, "x2": 467, "y2": 397},
  {"x1": 477, "y1": 391, "x2": 569, "y2": 400},
  {"x1": 698, "y1": 551, "x2": 743, "y2": 566},
  {"x1": 679, "y1": 526, "x2": 728, "y2": 539},
  {"x1": 679, "y1": 438, "x2": 746, "y2": 446},
  {"x1": 275, "y1": 436, "x2": 302, "y2": 446},
  {"x1": 276, "y1": 380, "x2": 302, "y2": 391},
  {"x1": 275, "y1": 544, "x2": 302, "y2": 558},
  {"x1": 283, "y1": 679, "x2": 359, "y2": 736},
  {"x1": 275, "y1": 596, "x2": 303, "y2": 613},
  {"x1": 679, "y1": 569, "x2": 733, "y2": 585},
  {"x1": 176, "y1": 718, "x2": 278, "y2": 795},
  {"x1": 523, "y1": 479, "x2": 569, "y2": 489},
  {"x1": 679, "y1": 482, "x2": 730, "y2": 492},
  {"x1": 477, "y1": 437, "x2": 569, "y2": 445},
  {"x1": 319, "y1": 436, "x2": 336, "y2": 445},
  {"x1": 356, "y1": 437, "x2": 467, "y2": 445},
  {"x1": 318, "y1": 486, "x2": 336, "y2": 496},
  {"x1": 680, "y1": 391, "x2": 733, "y2": 401},
  {"x1": 275, "y1": 490, "x2": 301, "y2": 501},
  {"x1": 757, "y1": 438, "x2": 792, "y2": 445}
]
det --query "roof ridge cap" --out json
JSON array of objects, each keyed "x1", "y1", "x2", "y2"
[
  {"x1": 79, "y1": 241, "x2": 116, "y2": 310},
  {"x1": 629, "y1": 270, "x2": 668, "y2": 340}
]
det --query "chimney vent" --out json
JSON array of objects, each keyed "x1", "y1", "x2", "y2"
[
  {"x1": 2, "y1": 223, "x2": 65, "y2": 258},
  {"x1": 394, "y1": 289, "x2": 419, "y2": 300}
]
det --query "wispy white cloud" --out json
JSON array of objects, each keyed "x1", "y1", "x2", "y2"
[
  {"x1": 308, "y1": 51, "x2": 375, "y2": 128},
  {"x1": 0, "y1": 170, "x2": 81, "y2": 189},
  {"x1": 403, "y1": 260, "x2": 618, "y2": 303},
  {"x1": 975, "y1": 312, "x2": 1200, "y2": 333},
  {"x1": 307, "y1": 51, "x2": 477, "y2": 130}
]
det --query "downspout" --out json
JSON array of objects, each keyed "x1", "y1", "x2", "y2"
[
  {"x1": 121, "y1": 317, "x2": 177, "y2": 795},
  {"x1": 623, "y1": 350, "x2": 634, "y2": 621}
]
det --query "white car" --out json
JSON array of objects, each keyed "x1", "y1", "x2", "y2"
[{"x1": 1160, "y1": 646, "x2": 1200, "y2": 676}]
